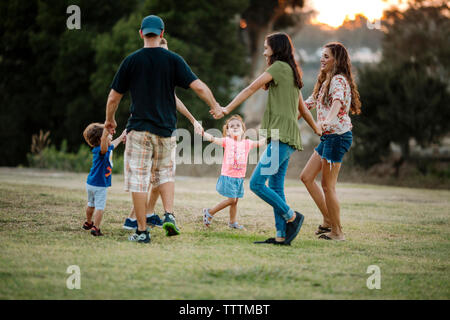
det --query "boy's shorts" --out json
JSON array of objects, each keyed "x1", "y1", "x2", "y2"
[
  {"x1": 86, "y1": 184, "x2": 107, "y2": 210},
  {"x1": 124, "y1": 130, "x2": 176, "y2": 193}
]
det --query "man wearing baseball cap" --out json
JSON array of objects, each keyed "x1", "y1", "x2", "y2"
[{"x1": 104, "y1": 15, "x2": 223, "y2": 243}]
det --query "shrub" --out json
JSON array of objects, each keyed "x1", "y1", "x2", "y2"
[{"x1": 27, "y1": 140, "x2": 123, "y2": 174}]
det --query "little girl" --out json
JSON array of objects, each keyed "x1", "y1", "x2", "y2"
[{"x1": 202, "y1": 115, "x2": 265, "y2": 229}]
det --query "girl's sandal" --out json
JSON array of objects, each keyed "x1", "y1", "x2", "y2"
[
  {"x1": 315, "y1": 225, "x2": 331, "y2": 235},
  {"x1": 202, "y1": 208, "x2": 213, "y2": 227}
]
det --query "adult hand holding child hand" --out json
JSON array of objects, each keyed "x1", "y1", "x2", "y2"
[
  {"x1": 104, "y1": 119, "x2": 117, "y2": 135},
  {"x1": 120, "y1": 129, "x2": 127, "y2": 143},
  {"x1": 193, "y1": 121, "x2": 204, "y2": 135},
  {"x1": 210, "y1": 104, "x2": 225, "y2": 120}
]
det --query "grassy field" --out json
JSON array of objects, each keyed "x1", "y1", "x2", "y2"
[{"x1": 0, "y1": 167, "x2": 449, "y2": 300}]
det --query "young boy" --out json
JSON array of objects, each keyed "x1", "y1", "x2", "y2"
[{"x1": 82, "y1": 123, "x2": 126, "y2": 236}]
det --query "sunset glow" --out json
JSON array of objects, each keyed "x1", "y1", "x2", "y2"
[{"x1": 306, "y1": 0, "x2": 408, "y2": 28}]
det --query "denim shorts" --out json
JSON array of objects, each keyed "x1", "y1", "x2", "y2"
[
  {"x1": 216, "y1": 175, "x2": 244, "y2": 198},
  {"x1": 315, "y1": 131, "x2": 353, "y2": 163},
  {"x1": 86, "y1": 184, "x2": 108, "y2": 210}
]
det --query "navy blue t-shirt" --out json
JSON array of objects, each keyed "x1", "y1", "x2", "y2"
[
  {"x1": 110, "y1": 47, "x2": 198, "y2": 137},
  {"x1": 86, "y1": 145, "x2": 114, "y2": 187}
]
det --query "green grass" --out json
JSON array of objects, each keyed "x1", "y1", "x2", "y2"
[{"x1": 0, "y1": 167, "x2": 449, "y2": 299}]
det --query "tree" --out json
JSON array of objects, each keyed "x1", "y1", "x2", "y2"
[
  {"x1": 382, "y1": 0, "x2": 449, "y2": 81},
  {"x1": 353, "y1": 63, "x2": 450, "y2": 169},
  {"x1": 0, "y1": 0, "x2": 136, "y2": 166},
  {"x1": 239, "y1": 0, "x2": 305, "y2": 126},
  {"x1": 352, "y1": 0, "x2": 450, "y2": 170}
]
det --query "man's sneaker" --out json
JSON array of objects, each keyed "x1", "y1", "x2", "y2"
[
  {"x1": 228, "y1": 222, "x2": 244, "y2": 229},
  {"x1": 146, "y1": 214, "x2": 163, "y2": 228},
  {"x1": 285, "y1": 211, "x2": 304, "y2": 245},
  {"x1": 128, "y1": 229, "x2": 151, "y2": 243},
  {"x1": 90, "y1": 226, "x2": 103, "y2": 237},
  {"x1": 123, "y1": 218, "x2": 137, "y2": 230},
  {"x1": 162, "y1": 213, "x2": 180, "y2": 236},
  {"x1": 82, "y1": 221, "x2": 94, "y2": 230}
]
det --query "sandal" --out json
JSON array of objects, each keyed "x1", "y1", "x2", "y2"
[
  {"x1": 315, "y1": 225, "x2": 331, "y2": 235},
  {"x1": 318, "y1": 233, "x2": 346, "y2": 241},
  {"x1": 318, "y1": 234, "x2": 332, "y2": 240},
  {"x1": 202, "y1": 208, "x2": 213, "y2": 227}
]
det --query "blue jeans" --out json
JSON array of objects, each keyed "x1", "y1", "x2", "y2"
[{"x1": 250, "y1": 141, "x2": 296, "y2": 238}]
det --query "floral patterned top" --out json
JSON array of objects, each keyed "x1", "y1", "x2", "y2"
[{"x1": 304, "y1": 74, "x2": 352, "y2": 135}]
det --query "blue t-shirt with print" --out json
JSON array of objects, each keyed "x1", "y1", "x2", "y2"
[{"x1": 87, "y1": 145, "x2": 115, "y2": 187}]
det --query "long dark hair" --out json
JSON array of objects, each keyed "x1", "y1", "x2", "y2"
[
  {"x1": 265, "y1": 32, "x2": 303, "y2": 90},
  {"x1": 312, "y1": 42, "x2": 361, "y2": 115}
]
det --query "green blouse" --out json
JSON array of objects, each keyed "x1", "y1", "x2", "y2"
[{"x1": 261, "y1": 60, "x2": 303, "y2": 151}]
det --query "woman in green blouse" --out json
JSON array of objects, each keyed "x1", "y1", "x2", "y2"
[{"x1": 219, "y1": 32, "x2": 321, "y2": 245}]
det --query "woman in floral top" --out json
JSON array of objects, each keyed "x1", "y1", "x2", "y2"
[{"x1": 299, "y1": 42, "x2": 361, "y2": 241}]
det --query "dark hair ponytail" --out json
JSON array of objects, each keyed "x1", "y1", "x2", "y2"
[{"x1": 265, "y1": 32, "x2": 303, "y2": 90}]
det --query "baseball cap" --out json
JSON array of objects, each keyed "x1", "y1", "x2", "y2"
[{"x1": 140, "y1": 15, "x2": 164, "y2": 36}]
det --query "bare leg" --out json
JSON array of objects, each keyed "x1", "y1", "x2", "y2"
[
  {"x1": 128, "y1": 207, "x2": 136, "y2": 219},
  {"x1": 158, "y1": 182, "x2": 174, "y2": 213},
  {"x1": 300, "y1": 151, "x2": 331, "y2": 227},
  {"x1": 321, "y1": 159, "x2": 344, "y2": 240},
  {"x1": 86, "y1": 206, "x2": 94, "y2": 223},
  {"x1": 132, "y1": 192, "x2": 148, "y2": 232},
  {"x1": 128, "y1": 185, "x2": 161, "y2": 219},
  {"x1": 93, "y1": 209, "x2": 104, "y2": 228},
  {"x1": 146, "y1": 185, "x2": 160, "y2": 214},
  {"x1": 208, "y1": 198, "x2": 235, "y2": 216},
  {"x1": 228, "y1": 198, "x2": 239, "y2": 223}
]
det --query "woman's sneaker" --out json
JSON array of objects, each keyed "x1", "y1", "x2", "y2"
[
  {"x1": 203, "y1": 208, "x2": 213, "y2": 227},
  {"x1": 285, "y1": 211, "x2": 304, "y2": 245},
  {"x1": 228, "y1": 222, "x2": 244, "y2": 230},
  {"x1": 90, "y1": 226, "x2": 103, "y2": 237},
  {"x1": 162, "y1": 213, "x2": 180, "y2": 236},
  {"x1": 123, "y1": 218, "x2": 137, "y2": 230},
  {"x1": 128, "y1": 229, "x2": 151, "y2": 243},
  {"x1": 82, "y1": 221, "x2": 94, "y2": 230}
]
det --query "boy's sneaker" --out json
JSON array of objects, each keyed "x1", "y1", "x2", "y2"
[
  {"x1": 162, "y1": 213, "x2": 180, "y2": 236},
  {"x1": 123, "y1": 218, "x2": 137, "y2": 230},
  {"x1": 146, "y1": 214, "x2": 163, "y2": 228},
  {"x1": 82, "y1": 221, "x2": 94, "y2": 230},
  {"x1": 228, "y1": 222, "x2": 244, "y2": 230},
  {"x1": 128, "y1": 229, "x2": 151, "y2": 243},
  {"x1": 90, "y1": 226, "x2": 103, "y2": 237}
]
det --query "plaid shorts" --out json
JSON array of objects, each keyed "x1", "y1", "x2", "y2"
[{"x1": 124, "y1": 130, "x2": 177, "y2": 192}]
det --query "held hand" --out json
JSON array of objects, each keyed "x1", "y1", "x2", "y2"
[
  {"x1": 211, "y1": 107, "x2": 224, "y2": 120},
  {"x1": 120, "y1": 129, "x2": 127, "y2": 143},
  {"x1": 105, "y1": 119, "x2": 117, "y2": 135},
  {"x1": 193, "y1": 121, "x2": 204, "y2": 136},
  {"x1": 314, "y1": 125, "x2": 322, "y2": 136}
]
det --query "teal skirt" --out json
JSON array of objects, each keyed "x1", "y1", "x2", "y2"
[{"x1": 216, "y1": 175, "x2": 244, "y2": 198}]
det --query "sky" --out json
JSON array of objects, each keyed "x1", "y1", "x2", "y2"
[{"x1": 305, "y1": 0, "x2": 409, "y2": 28}]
